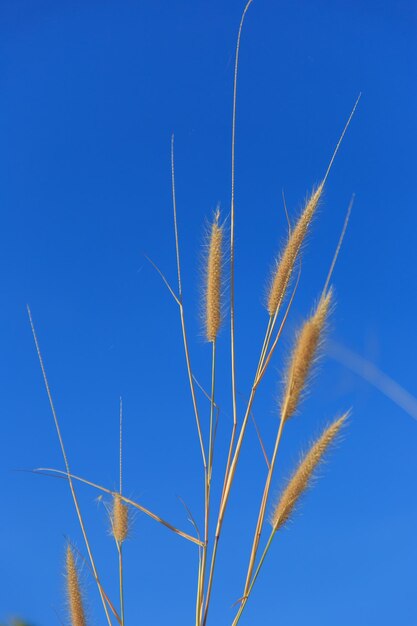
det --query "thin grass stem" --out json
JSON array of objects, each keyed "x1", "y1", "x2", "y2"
[
  {"x1": 118, "y1": 545, "x2": 125, "y2": 626},
  {"x1": 171, "y1": 135, "x2": 207, "y2": 470},
  {"x1": 322, "y1": 94, "x2": 361, "y2": 186},
  {"x1": 256, "y1": 265, "x2": 301, "y2": 385},
  {"x1": 118, "y1": 398, "x2": 125, "y2": 626},
  {"x1": 242, "y1": 417, "x2": 285, "y2": 595},
  {"x1": 27, "y1": 307, "x2": 113, "y2": 626},
  {"x1": 229, "y1": 0, "x2": 254, "y2": 463},
  {"x1": 250, "y1": 409, "x2": 270, "y2": 469},
  {"x1": 232, "y1": 529, "x2": 275, "y2": 626},
  {"x1": 220, "y1": 3, "x2": 255, "y2": 581},
  {"x1": 198, "y1": 340, "x2": 217, "y2": 625}
]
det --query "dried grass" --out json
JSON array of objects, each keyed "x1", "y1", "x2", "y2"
[
  {"x1": 27, "y1": 2, "x2": 360, "y2": 625},
  {"x1": 112, "y1": 495, "x2": 129, "y2": 544},
  {"x1": 281, "y1": 289, "x2": 333, "y2": 422},
  {"x1": 271, "y1": 413, "x2": 348, "y2": 530},
  {"x1": 205, "y1": 209, "x2": 224, "y2": 342},
  {"x1": 66, "y1": 546, "x2": 87, "y2": 626},
  {"x1": 267, "y1": 184, "x2": 323, "y2": 317}
]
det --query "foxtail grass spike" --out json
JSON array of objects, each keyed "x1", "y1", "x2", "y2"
[
  {"x1": 66, "y1": 545, "x2": 87, "y2": 626},
  {"x1": 272, "y1": 413, "x2": 347, "y2": 531},
  {"x1": 112, "y1": 494, "x2": 129, "y2": 544},
  {"x1": 281, "y1": 289, "x2": 332, "y2": 421},
  {"x1": 267, "y1": 184, "x2": 323, "y2": 317},
  {"x1": 205, "y1": 208, "x2": 223, "y2": 342}
]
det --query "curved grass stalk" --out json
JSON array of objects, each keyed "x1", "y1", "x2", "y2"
[
  {"x1": 33, "y1": 467, "x2": 204, "y2": 547},
  {"x1": 229, "y1": 0, "x2": 255, "y2": 475}
]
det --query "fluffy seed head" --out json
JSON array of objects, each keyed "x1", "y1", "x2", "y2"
[
  {"x1": 281, "y1": 288, "x2": 332, "y2": 421},
  {"x1": 112, "y1": 494, "x2": 129, "y2": 544},
  {"x1": 271, "y1": 413, "x2": 347, "y2": 531},
  {"x1": 267, "y1": 184, "x2": 323, "y2": 317},
  {"x1": 66, "y1": 546, "x2": 87, "y2": 626},
  {"x1": 205, "y1": 209, "x2": 223, "y2": 342}
]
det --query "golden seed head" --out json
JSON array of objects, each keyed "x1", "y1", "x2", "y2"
[
  {"x1": 112, "y1": 494, "x2": 129, "y2": 544},
  {"x1": 267, "y1": 184, "x2": 323, "y2": 317},
  {"x1": 281, "y1": 288, "x2": 332, "y2": 421},
  {"x1": 205, "y1": 209, "x2": 223, "y2": 342},
  {"x1": 66, "y1": 546, "x2": 87, "y2": 626},
  {"x1": 271, "y1": 413, "x2": 347, "y2": 531}
]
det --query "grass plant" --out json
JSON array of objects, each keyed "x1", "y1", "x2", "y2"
[{"x1": 28, "y1": 2, "x2": 360, "y2": 624}]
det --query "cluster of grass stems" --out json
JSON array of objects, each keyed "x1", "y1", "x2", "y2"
[{"x1": 28, "y1": 1, "x2": 360, "y2": 624}]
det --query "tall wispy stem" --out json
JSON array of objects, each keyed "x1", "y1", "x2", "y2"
[
  {"x1": 27, "y1": 307, "x2": 113, "y2": 626},
  {"x1": 197, "y1": 341, "x2": 217, "y2": 625},
  {"x1": 118, "y1": 397, "x2": 125, "y2": 626},
  {"x1": 171, "y1": 135, "x2": 207, "y2": 471}
]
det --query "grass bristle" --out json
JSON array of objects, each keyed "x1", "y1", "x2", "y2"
[
  {"x1": 271, "y1": 413, "x2": 347, "y2": 531},
  {"x1": 267, "y1": 184, "x2": 323, "y2": 317},
  {"x1": 281, "y1": 288, "x2": 332, "y2": 421},
  {"x1": 112, "y1": 494, "x2": 129, "y2": 544},
  {"x1": 66, "y1": 545, "x2": 87, "y2": 626},
  {"x1": 205, "y1": 208, "x2": 223, "y2": 342}
]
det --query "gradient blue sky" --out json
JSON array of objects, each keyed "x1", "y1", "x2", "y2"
[{"x1": 1, "y1": 1, "x2": 417, "y2": 624}]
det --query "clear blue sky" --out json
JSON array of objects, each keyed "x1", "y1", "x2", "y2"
[{"x1": 1, "y1": 1, "x2": 416, "y2": 624}]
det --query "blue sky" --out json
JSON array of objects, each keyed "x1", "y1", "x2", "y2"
[{"x1": 1, "y1": 0, "x2": 416, "y2": 624}]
